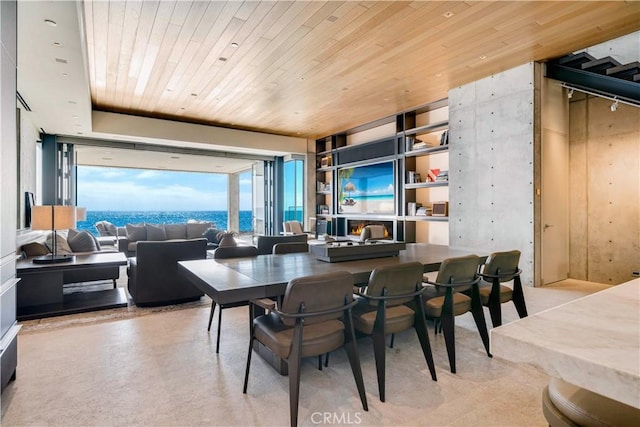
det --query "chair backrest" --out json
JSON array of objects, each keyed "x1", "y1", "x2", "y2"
[
  {"x1": 283, "y1": 221, "x2": 304, "y2": 235},
  {"x1": 272, "y1": 242, "x2": 309, "y2": 254},
  {"x1": 213, "y1": 245, "x2": 259, "y2": 259},
  {"x1": 435, "y1": 255, "x2": 480, "y2": 284},
  {"x1": 483, "y1": 250, "x2": 521, "y2": 282},
  {"x1": 359, "y1": 225, "x2": 386, "y2": 241},
  {"x1": 256, "y1": 234, "x2": 308, "y2": 255},
  {"x1": 280, "y1": 271, "x2": 354, "y2": 327},
  {"x1": 365, "y1": 262, "x2": 424, "y2": 306}
]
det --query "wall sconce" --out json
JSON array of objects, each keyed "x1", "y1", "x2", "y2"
[{"x1": 30, "y1": 205, "x2": 77, "y2": 264}]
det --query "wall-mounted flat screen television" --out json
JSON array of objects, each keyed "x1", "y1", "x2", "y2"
[{"x1": 337, "y1": 160, "x2": 395, "y2": 215}]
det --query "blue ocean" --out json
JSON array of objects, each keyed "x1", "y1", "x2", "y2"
[{"x1": 77, "y1": 210, "x2": 253, "y2": 236}]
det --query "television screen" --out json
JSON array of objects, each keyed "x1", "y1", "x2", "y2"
[{"x1": 338, "y1": 161, "x2": 395, "y2": 214}]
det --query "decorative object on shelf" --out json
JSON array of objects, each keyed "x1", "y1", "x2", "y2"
[
  {"x1": 406, "y1": 136, "x2": 423, "y2": 152},
  {"x1": 318, "y1": 204, "x2": 330, "y2": 214},
  {"x1": 407, "y1": 202, "x2": 422, "y2": 216},
  {"x1": 432, "y1": 201, "x2": 449, "y2": 217},
  {"x1": 407, "y1": 171, "x2": 421, "y2": 183},
  {"x1": 320, "y1": 156, "x2": 332, "y2": 167},
  {"x1": 427, "y1": 168, "x2": 440, "y2": 182},
  {"x1": 31, "y1": 205, "x2": 77, "y2": 264},
  {"x1": 412, "y1": 140, "x2": 428, "y2": 150},
  {"x1": 440, "y1": 130, "x2": 449, "y2": 146},
  {"x1": 436, "y1": 170, "x2": 449, "y2": 182},
  {"x1": 415, "y1": 206, "x2": 429, "y2": 216}
]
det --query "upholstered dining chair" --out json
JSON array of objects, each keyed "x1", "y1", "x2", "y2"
[
  {"x1": 272, "y1": 242, "x2": 309, "y2": 254},
  {"x1": 359, "y1": 224, "x2": 386, "y2": 241},
  {"x1": 352, "y1": 262, "x2": 437, "y2": 402},
  {"x1": 283, "y1": 220, "x2": 305, "y2": 235},
  {"x1": 243, "y1": 271, "x2": 368, "y2": 427},
  {"x1": 478, "y1": 250, "x2": 528, "y2": 327},
  {"x1": 422, "y1": 255, "x2": 491, "y2": 373},
  {"x1": 210, "y1": 245, "x2": 259, "y2": 353}
]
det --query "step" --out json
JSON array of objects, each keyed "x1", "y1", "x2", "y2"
[
  {"x1": 581, "y1": 56, "x2": 622, "y2": 74},
  {"x1": 555, "y1": 52, "x2": 596, "y2": 68},
  {"x1": 606, "y1": 61, "x2": 640, "y2": 81}
]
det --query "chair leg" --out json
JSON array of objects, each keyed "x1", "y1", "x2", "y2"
[
  {"x1": 414, "y1": 298, "x2": 437, "y2": 381},
  {"x1": 343, "y1": 311, "x2": 368, "y2": 412},
  {"x1": 113, "y1": 279, "x2": 117, "y2": 289},
  {"x1": 440, "y1": 313, "x2": 456, "y2": 373},
  {"x1": 318, "y1": 355, "x2": 323, "y2": 371},
  {"x1": 512, "y1": 276, "x2": 528, "y2": 319},
  {"x1": 216, "y1": 305, "x2": 223, "y2": 353},
  {"x1": 324, "y1": 352, "x2": 330, "y2": 368},
  {"x1": 243, "y1": 332, "x2": 255, "y2": 393},
  {"x1": 208, "y1": 301, "x2": 217, "y2": 332},
  {"x1": 488, "y1": 277, "x2": 503, "y2": 328},
  {"x1": 289, "y1": 322, "x2": 304, "y2": 427},
  {"x1": 372, "y1": 301, "x2": 387, "y2": 402},
  {"x1": 470, "y1": 286, "x2": 491, "y2": 357},
  {"x1": 389, "y1": 333, "x2": 395, "y2": 349}
]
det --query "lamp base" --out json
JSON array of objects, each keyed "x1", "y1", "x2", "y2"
[{"x1": 32, "y1": 254, "x2": 75, "y2": 264}]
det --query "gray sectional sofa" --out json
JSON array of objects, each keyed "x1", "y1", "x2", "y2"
[{"x1": 117, "y1": 221, "x2": 219, "y2": 257}]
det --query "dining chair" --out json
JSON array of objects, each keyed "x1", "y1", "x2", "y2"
[
  {"x1": 209, "y1": 245, "x2": 259, "y2": 353},
  {"x1": 352, "y1": 262, "x2": 437, "y2": 402},
  {"x1": 359, "y1": 225, "x2": 386, "y2": 241},
  {"x1": 272, "y1": 242, "x2": 309, "y2": 254},
  {"x1": 478, "y1": 250, "x2": 528, "y2": 327},
  {"x1": 243, "y1": 271, "x2": 368, "y2": 427},
  {"x1": 423, "y1": 255, "x2": 491, "y2": 373}
]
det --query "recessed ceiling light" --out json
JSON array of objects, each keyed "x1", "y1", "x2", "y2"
[
  {"x1": 170, "y1": 156, "x2": 180, "y2": 159},
  {"x1": 44, "y1": 19, "x2": 57, "y2": 27},
  {"x1": 180, "y1": 107, "x2": 186, "y2": 110},
  {"x1": 480, "y1": 55, "x2": 487, "y2": 60},
  {"x1": 102, "y1": 157, "x2": 112, "y2": 160},
  {"x1": 327, "y1": 15, "x2": 338, "y2": 22},
  {"x1": 190, "y1": 93, "x2": 197, "y2": 97},
  {"x1": 219, "y1": 57, "x2": 227, "y2": 62},
  {"x1": 68, "y1": 101, "x2": 76, "y2": 104},
  {"x1": 231, "y1": 42, "x2": 238, "y2": 48},
  {"x1": 435, "y1": 73, "x2": 442, "y2": 77},
  {"x1": 55, "y1": 58, "x2": 68, "y2": 64},
  {"x1": 61, "y1": 72, "x2": 68, "y2": 77},
  {"x1": 52, "y1": 41, "x2": 62, "y2": 47},
  {"x1": 442, "y1": 12, "x2": 454, "y2": 18},
  {"x1": 77, "y1": 132, "x2": 83, "y2": 135}
]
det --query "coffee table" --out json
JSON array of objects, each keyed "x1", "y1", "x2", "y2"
[{"x1": 16, "y1": 252, "x2": 128, "y2": 320}]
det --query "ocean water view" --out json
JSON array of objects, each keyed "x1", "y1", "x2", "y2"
[{"x1": 77, "y1": 210, "x2": 253, "y2": 236}]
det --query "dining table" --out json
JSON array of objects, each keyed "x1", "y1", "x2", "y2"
[{"x1": 178, "y1": 243, "x2": 484, "y2": 373}]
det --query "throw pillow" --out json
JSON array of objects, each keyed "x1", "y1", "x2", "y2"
[
  {"x1": 21, "y1": 242, "x2": 50, "y2": 257},
  {"x1": 146, "y1": 224, "x2": 167, "y2": 241},
  {"x1": 67, "y1": 230, "x2": 99, "y2": 253},
  {"x1": 186, "y1": 222, "x2": 212, "y2": 239},
  {"x1": 164, "y1": 223, "x2": 187, "y2": 240},
  {"x1": 45, "y1": 233, "x2": 74, "y2": 255},
  {"x1": 70, "y1": 229, "x2": 102, "y2": 250},
  {"x1": 202, "y1": 227, "x2": 224, "y2": 244},
  {"x1": 126, "y1": 223, "x2": 147, "y2": 242}
]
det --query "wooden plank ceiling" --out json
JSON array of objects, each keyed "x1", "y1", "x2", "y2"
[{"x1": 83, "y1": 1, "x2": 640, "y2": 139}]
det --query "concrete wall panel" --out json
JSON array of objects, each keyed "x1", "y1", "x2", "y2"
[{"x1": 450, "y1": 64, "x2": 535, "y2": 285}]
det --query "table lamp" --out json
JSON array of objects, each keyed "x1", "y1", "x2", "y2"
[{"x1": 31, "y1": 205, "x2": 77, "y2": 264}]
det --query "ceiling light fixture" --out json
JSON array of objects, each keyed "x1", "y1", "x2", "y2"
[
  {"x1": 44, "y1": 19, "x2": 57, "y2": 27},
  {"x1": 479, "y1": 55, "x2": 487, "y2": 60},
  {"x1": 219, "y1": 57, "x2": 227, "y2": 62},
  {"x1": 567, "y1": 89, "x2": 574, "y2": 99},
  {"x1": 610, "y1": 99, "x2": 619, "y2": 112},
  {"x1": 443, "y1": 11, "x2": 454, "y2": 18},
  {"x1": 52, "y1": 41, "x2": 62, "y2": 47},
  {"x1": 231, "y1": 42, "x2": 238, "y2": 48}
]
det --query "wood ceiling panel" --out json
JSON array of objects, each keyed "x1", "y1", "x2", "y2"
[{"x1": 83, "y1": 1, "x2": 640, "y2": 139}]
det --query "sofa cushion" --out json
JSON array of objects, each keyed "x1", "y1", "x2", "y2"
[
  {"x1": 45, "y1": 233, "x2": 74, "y2": 255},
  {"x1": 95, "y1": 220, "x2": 118, "y2": 236},
  {"x1": 146, "y1": 224, "x2": 167, "y2": 241},
  {"x1": 67, "y1": 229, "x2": 99, "y2": 253},
  {"x1": 164, "y1": 223, "x2": 187, "y2": 240},
  {"x1": 22, "y1": 242, "x2": 50, "y2": 257},
  {"x1": 203, "y1": 227, "x2": 225, "y2": 244},
  {"x1": 126, "y1": 223, "x2": 147, "y2": 242},
  {"x1": 186, "y1": 222, "x2": 212, "y2": 239}
]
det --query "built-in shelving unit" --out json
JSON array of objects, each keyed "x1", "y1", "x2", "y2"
[{"x1": 315, "y1": 98, "x2": 449, "y2": 244}]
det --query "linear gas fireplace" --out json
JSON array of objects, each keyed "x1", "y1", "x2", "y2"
[{"x1": 346, "y1": 219, "x2": 394, "y2": 240}]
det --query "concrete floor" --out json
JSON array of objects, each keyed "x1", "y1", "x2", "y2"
[{"x1": 1, "y1": 278, "x2": 608, "y2": 426}]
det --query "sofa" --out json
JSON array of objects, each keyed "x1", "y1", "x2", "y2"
[
  {"x1": 127, "y1": 238, "x2": 207, "y2": 306},
  {"x1": 117, "y1": 221, "x2": 221, "y2": 257},
  {"x1": 256, "y1": 234, "x2": 308, "y2": 255}
]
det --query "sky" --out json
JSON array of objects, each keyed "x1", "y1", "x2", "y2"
[{"x1": 77, "y1": 166, "x2": 253, "y2": 211}]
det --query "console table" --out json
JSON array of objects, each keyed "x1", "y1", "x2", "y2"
[
  {"x1": 16, "y1": 253, "x2": 128, "y2": 320},
  {"x1": 491, "y1": 278, "x2": 640, "y2": 409}
]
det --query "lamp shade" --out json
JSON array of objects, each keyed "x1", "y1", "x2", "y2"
[
  {"x1": 76, "y1": 207, "x2": 87, "y2": 222},
  {"x1": 31, "y1": 205, "x2": 77, "y2": 231}
]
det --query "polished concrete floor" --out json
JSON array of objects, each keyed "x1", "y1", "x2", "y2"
[{"x1": 1, "y1": 278, "x2": 608, "y2": 426}]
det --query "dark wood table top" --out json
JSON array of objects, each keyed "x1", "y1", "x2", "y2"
[
  {"x1": 179, "y1": 243, "x2": 483, "y2": 305},
  {"x1": 16, "y1": 252, "x2": 128, "y2": 273}
]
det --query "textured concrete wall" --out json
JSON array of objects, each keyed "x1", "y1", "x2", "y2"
[
  {"x1": 449, "y1": 63, "x2": 536, "y2": 286},
  {"x1": 569, "y1": 97, "x2": 640, "y2": 284}
]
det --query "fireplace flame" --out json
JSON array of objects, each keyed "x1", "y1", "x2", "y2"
[{"x1": 350, "y1": 223, "x2": 390, "y2": 237}]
